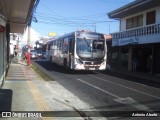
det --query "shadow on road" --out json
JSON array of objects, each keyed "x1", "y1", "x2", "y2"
[
  {"x1": 33, "y1": 60, "x2": 97, "y2": 75},
  {"x1": 32, "y1": 60, "x2": 160, "y2": 89},
  {"x1": 100, "y1": 70, "x2": 160, "y2": 89}
]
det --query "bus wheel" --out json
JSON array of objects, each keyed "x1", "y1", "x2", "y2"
[{"x1": 63, "y1": 59, "x2": 67, "y2": 69}]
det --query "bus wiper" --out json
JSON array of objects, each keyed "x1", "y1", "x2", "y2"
[{"x1": 83, "y1": 37, "x2": 91, "y2": 52}]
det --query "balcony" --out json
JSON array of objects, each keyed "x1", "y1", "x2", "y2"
[
  {"x1": 111, "y1": 24, "x2": 160, "y2": 39},
  {"x1": 111, "y1": 24, "x2": 160, "y2": 46}
]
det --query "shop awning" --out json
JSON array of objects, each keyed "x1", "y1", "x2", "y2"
[{"x1": 1, "y1": 0, "x2": 37, "y2": 33}]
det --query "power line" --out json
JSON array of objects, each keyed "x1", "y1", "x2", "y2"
[
  {"x1": 35, "y1": 12, "x2": 117, "y2": 25},
  {"x1": 97, "y1": 0, "x2": 134, "y2": 3},
  {"x1": 32, "y1": 1, "x2": 120, "y2": 34}
]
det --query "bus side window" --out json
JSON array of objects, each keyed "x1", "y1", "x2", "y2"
[
  {"x1": 62, "y1": 38, "x2": 68, "y2": 53},
  {"x1": 57, "y1": 40, "x2": 61, "y2": 50}
]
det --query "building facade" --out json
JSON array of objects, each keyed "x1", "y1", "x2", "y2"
[
  {"x1": 107, "y1": 0, "x2": 160, "y2": 75},
  {"x1": 0, "y1": 1, "x2": 9, "y2": 86},
  {"x1": 0, "y1": 0, "x2": 39, "y2": 87}
]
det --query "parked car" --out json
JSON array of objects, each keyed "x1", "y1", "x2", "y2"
[
  {"x1": 36, "y1": 51, "x2": 43, "y2": 58},
  {"x1": 30, "y1": 50, "x2": 38, "y2": 59},
  {"x1": 41, "y1": 52, "x2": 46, "y2": 59}
]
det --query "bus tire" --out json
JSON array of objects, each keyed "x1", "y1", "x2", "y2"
[{"x1": 63, "y1": 59, "x2": 67, "y2": 69}]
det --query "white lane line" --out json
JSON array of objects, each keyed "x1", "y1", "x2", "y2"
[
  {"x1": 77, "y1": 79, "x2": 120, "y2": 98},
  {"x1": 77, "y1": 78, "x2": 153, "y2": 111},
  {"x1": 94, "y1": 71, "x2": 156, "y2": 88},
  {"x1": 88, "y1": 75, "x2": 160, "y2": 100}
]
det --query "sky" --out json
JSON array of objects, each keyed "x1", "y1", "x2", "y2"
[{"x1": 31, "y1": 0, "x2": 135, "y2": 37}]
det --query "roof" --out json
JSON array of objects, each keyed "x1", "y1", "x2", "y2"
[
  {"x1": 0, "y1": 0, "x2": 39, "y2": 33},
  {"x1": 107, "y1": 0, "x2": 160, "y2": 19}
]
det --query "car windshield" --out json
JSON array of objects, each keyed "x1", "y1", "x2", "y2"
[
  {"x1": 76, "y1": 38, "x2": 105, "y2": 58},
  {"x1": 30, "y1": 50, "x2": 37, "y2": 54},
  {"x1": 31, "y1": 50, "x2": 36, "y2": 53}
]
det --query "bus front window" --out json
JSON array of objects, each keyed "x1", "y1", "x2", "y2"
[
  {"x1": 77, "y1": 38, "x2": 91, "y2": 54},
  {"x1": 93, "y1": 40, "x2": 104, "y2": 54},
  {"x1": 76, "y1": 38, "x2": 105, "y2": 59}
]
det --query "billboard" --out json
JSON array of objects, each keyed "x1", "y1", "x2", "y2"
[{"x1": 48, "y1": 32, "x2": 56, "y2": 37}]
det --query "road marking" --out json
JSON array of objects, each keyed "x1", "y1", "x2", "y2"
[
  {"x1": 77, "y1": 79, "x2": 120, "y2": 98},
  {"x1": 114, "y1": 97, "x2": 152, "y2": 111},
  {"x1": 77, "y1": 78, "x2": 153, "y2": 111},
  {"x1": 88, "y1": 75, "x2": 160, "y2": 100},
  {"x1": 94, "y1": 71, "x2": 158, "y2": 88}
]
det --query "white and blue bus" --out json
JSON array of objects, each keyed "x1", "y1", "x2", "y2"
[{"x1": 46, "y1": 30, "x2": 107, "y2": 70}]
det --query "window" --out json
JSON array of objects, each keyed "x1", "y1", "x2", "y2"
[
  {"x1": 62, "y1": 38, "x2": 69, "y2": 52},
  {"x1": 126, "y1": 15, "x2": 143, "y2": 29},
  {"x1": 146, "y1": 11, "x2": 156, "y2": 25}
]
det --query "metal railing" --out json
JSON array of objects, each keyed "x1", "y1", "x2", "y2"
[{"x1": 111, "y1": 24, "x2": 160, "y2": 39}]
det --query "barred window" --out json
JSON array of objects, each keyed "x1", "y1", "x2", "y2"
[
  {"x1": 126, "y1": 15, "x2": 143, "y2": 29},
  {"x1": 146, "y1": 11, "x2": 156, "y2": 25}
]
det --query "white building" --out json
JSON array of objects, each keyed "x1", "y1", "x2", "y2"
[{"x1": 107, "y1": 0, "x2": 160, "y2": 74}]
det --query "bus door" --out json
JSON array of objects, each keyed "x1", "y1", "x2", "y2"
[
  {"x1": 46, "y1": 42, "x2": 51, "y2": 61},
  {"x1": 69, "y1": 38, "x2": 74, "y2": 68}
]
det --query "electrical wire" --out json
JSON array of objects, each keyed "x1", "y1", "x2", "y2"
[{"x1": 32, "y1": 0, "x2": 120, "y2": 34}]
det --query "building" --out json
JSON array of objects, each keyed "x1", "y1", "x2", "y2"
[
  {"x1": 0, "y1": 0, "x2": 39, "y2": 86},
  {"x1": 107, "y1": 0, "x2": 160, "y2": 75}
]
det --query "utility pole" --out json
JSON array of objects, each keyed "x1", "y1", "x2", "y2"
[
  {"x1": 94, "y1": 23, "x2": 96, "y2": 32},
  {"x1": 27, "y1": 25, "x2": 31, "y2": 66}
]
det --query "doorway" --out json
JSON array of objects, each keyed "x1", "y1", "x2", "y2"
[{"x1": 132, "y1": 45, "x2": 152, "y2": 73}]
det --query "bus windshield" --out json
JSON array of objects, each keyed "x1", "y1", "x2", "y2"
[{"x1": 76, "y1": 38, "x2": 105, "y2": 59}]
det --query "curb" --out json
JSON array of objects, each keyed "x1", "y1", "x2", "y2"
[{"x1": 31, "y1": 63, "x2": 54, "y2": 81}]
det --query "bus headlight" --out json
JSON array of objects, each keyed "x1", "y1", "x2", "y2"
[
  {"x1": 99, "y1": 59, "x2": 106, "y2": 70},
  {"x1": 75, "y1": 58, "x2": 85, "y2": 70}
]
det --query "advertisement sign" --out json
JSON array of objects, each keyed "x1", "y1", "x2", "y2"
[
  {"x1": 48, "y1": 32, "x2": 56, "y2": 37},
  {"x1": 112, "y1": 34, "x2": 160, "y2": 46},
  {"x1": 112, "y1": 36, "x2": 139, "y2": 46}
]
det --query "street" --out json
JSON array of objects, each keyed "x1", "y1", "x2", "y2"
[{"x1": 31, "y1": 60, "x2": 160, "y2": 119}]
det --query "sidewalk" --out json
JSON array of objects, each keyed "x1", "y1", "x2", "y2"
[
  {"x1": 1, "y1": 58, "x2": 53, "y2": 120},
  {"x1": 0, "y1": 58, "x2": 106, "y2": 120}
]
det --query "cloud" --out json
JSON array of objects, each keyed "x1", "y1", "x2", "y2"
[{"x1": 21, "y1": 27, "x2": 41, "y2": 44}]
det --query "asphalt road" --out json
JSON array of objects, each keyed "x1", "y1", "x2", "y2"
[{"x1": 31, "y1": 60, "x2": 160, "y2": 119}]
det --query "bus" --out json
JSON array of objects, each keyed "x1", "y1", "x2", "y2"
[{"x1": 46, "y1": 30, "x2": 107, "y2": 70}]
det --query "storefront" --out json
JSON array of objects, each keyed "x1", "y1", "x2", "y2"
[
  {"x1": 132, "y1": 44, "x2": 152, "y2": 73},
  {"x1": 107, "y1": 40, "x2": 160, "y2": 75},
  {"x1": 107, "y1": 40, "x2": 119, "y2": 71},
  {"x1": 153, "y1": 44, "x2": 160, "y2": 74},
  {"x1": 0, "y1": 16, "x2": 7, "y2": 86}
]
